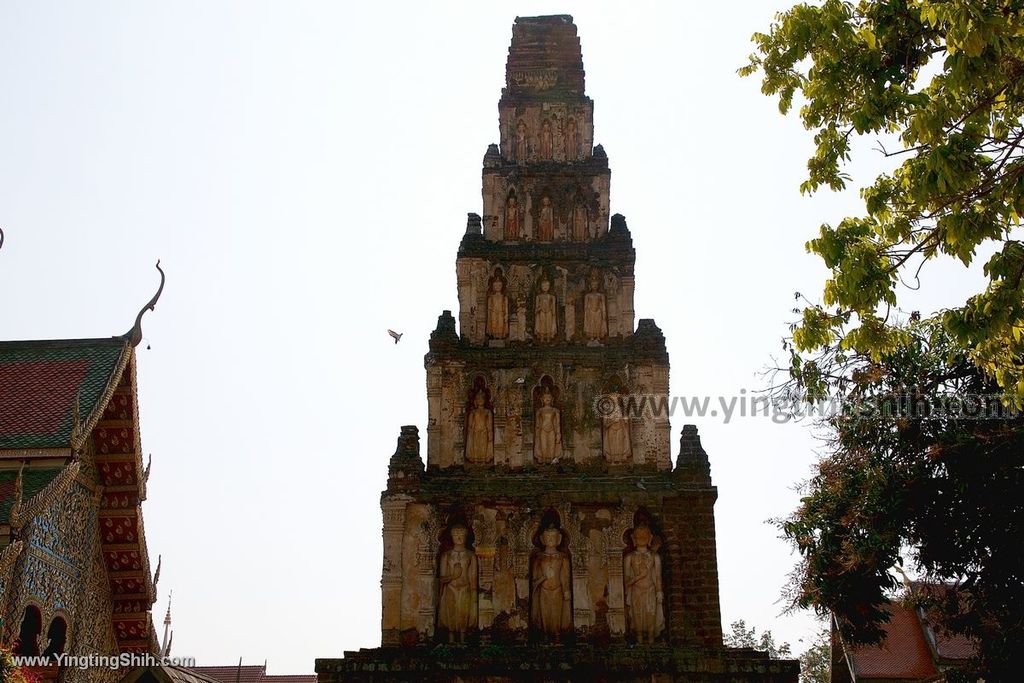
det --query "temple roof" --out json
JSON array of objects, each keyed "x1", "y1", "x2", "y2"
[
  {"x1": 122, "y1": 665, "x2": 223, "y2": 683},
  {"x1": 504, "y1": 15, "x2": 586, "y2": 98},
  {"x1": 841, "y1": 603, "x2": 938, "y2": 679},
  {"x1": 191, "y1": 665, "x2": 316, "y2": 683},
  {"x1": 835, "y1": 583, "x2": 979, "y2": 680},
  {"x1": 0, "y1": 337, "x2": 130, "y2": 451}
]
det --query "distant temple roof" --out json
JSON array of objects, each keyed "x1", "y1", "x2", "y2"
[
  {"x1": 191, "y1": 665, "x2": 315, "y2": 683},
  {"x1": 121, "y1": 664, "x2": 223, "y2": 683},
  {"x1": 840, "y1": 603, "x2": 939, "y2": 679},
  {"x1": 0, "y1": 337, "x2": 129, "y2": 450},
  {"x1": 833, "y1": 587, "x2": 977, "y2": 682}
]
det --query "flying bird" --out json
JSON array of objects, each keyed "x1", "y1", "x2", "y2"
[{"x1": 387, "y1": 329, "x2": 403, "y2": 344}]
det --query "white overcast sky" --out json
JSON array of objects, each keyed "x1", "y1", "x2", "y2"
[{"x1": 0, "y1": 0, "x2": 989, "y2": 673}]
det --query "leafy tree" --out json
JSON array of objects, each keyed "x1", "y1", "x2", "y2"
[
  {"x1": 725, "y1": 620, "x2": 832, "y2": 681},
  {"x1": 775, "y1": 319, "x2": 1023, "y2": 678},
  {"x1": 798, "y1": 627, "x2": 830, "y2": 683},
  {"x1": 742, "y1": 2, "x2": 1024, "y2": 678},
  {"x1": 724, "y1": 619, "x2": 793, "y2": 658},
  {"x1": 740, "y1": 0, "x2": 1024, "y2": 400}
]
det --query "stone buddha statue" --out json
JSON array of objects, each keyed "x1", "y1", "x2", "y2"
[
  {"x1": 623, "y1": 523, "x2": 664, "y2": 643},
  {"x1": 603, "y1": 392, "x2": 632, "y2": 463},
  {"x1": 540, "y1": 119, "x2": 553, "y2": 159},
  {"x1": 465, "y1": 391, "x2": 494, "y2": 464},
  {"x1": 534, "y1": 280, "x2": 557, "y2": 342},
  {"x1": 572, "y1": 198, "x2": 587, "y2": 241},
  {"x1": 538, "y1": 196, "x2": 554, "y2": 241},
  {"x1": 505, "y1": 195, "x2": 520, "y2": 239},
  {"x1": 583, "y1": 277, "x2": 608, "y2": 340},
  {"x1": 487, "y1": 277, "x2": 510, "y2": 339},
  {"x1": 530, "y1": 525, "x2": 572, "y2": 640},
  {"x1": 533, "y1": 389, "x2": 562, "y2": 463},
  {"x1": 565, "y1": 117, "x2": 578, "y2": 160},
  {"x1": 438, "y1": 523, "x2": 478, "y2": 643},
  {"x1": 515, "y1": 120, "x2": 528, "y2": 161}
]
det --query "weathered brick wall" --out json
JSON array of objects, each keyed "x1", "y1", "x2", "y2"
[{"x1": 662, "y1": 490, "x2": 723, "y2": 648}]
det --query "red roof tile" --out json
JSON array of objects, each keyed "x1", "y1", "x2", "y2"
[
  {"x1": 845, "y1": 603, "x2": 938, "y2": 680},
  {"x1": 191, "y1": 666, "x2": 268, "y2": 683},
  {"x1": 933, "y1": 629, "x2": 975, "y2": 661},
  {"x1": 0, "y1": 339, "x2": 126, "y2": 449},
  {"x1": 911, "y1": 581, "x2": 978, "y2": 662},
  {"x1": 0, "y1": 360, "x2": 89, "y2": 434},
  {"x1": 190, "y1": 666, "x2": 314, "y2": 683}
]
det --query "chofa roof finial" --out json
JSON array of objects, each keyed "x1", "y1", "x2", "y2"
[{"x1": 127, "y1": 260, "x2": 165, "y2": 347}]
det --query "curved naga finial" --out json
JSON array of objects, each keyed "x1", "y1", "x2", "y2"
[
  {"x1": 0, "y1": 226, "x2": 5, "y2": 252},
  {"x1": 127, "y1": 260, "x2": 165, "y2": 347}
]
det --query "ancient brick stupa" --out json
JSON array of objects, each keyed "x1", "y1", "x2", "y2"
[{"x1": 316, "y1": 16, "x2": 798, "y2": 683}]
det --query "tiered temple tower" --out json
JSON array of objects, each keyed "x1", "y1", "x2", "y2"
[{"x1": 317, "y1": 16, "x2": 797, "y2": 682}]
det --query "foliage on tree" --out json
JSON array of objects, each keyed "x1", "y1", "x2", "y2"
[
  {"x1": 742, "y1": 2, "x2": 1024, "y2": 678},
  {"x1": 776, "y1": 320, "x2": 1023, "y2": 678},
  {"x1": 724, "y1": 619, "x2": 793, "y2": 659},
  {"x1": 797, "y1": 628, "x2": 830, "y2": 683},
  {"x1": 740, "y1": 0, "x2": 1024, "y2": 400},
  {"x1": 725, "y1": 620, "x2": 830, "y2": 681}
]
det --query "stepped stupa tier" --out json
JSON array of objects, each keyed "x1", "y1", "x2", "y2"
[
  {"x1": 316, "y1": 15, "x2": 798, "y2": 683},
  {"x1": 444, "y1": 15, "x2": 657, "y2": 471}
]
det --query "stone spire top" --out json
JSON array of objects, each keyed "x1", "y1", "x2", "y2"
[
  {"x1": 496, "y1": 15, "x2": 596, "y2": 168},
  {"x1": 503, "y1": 15, "x2": 586, "y2": 98}
]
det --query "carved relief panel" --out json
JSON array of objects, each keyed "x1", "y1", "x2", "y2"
[
  {"x1": 498, "y1": 103, "x2": 594, "y2": 164},
  {"x1": 399, "y1": 503, "x2": 439, "y2": 639},
  {"x1": 7, "y1": 481, "x2": 95, "y2": 658},
  {"x1": 426, "y1": 363, "x2": 468, "y2": 468},
  {"x1": 387, "y1": 501, "x2": 676, "y2": 647},
  {"x1": 455, "y1": 261, "x2": 632, "y2": 346},
  {"x1": 428, "y1": 357, "x2": 671, "y2": 469},
  {"x1": 381, "y1": 495, "x2": 411, "y2": 644},
  {"x1": 484, "y1": 176, "x2": 608, "y2": 243}
]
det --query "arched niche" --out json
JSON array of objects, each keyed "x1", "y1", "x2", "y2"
[
  {"x1": 14, "y1": 603, "x2": 42, "y2": 656},
  {"x1": 600, "y1": 375, "x2": 632, "y2": 464},
  {"x1": 622, "y1": 508, "x2": 666, "y2": 644},
  {"x1": 42, "y1": 615, "x2": 68, "y2": 658},
  {"x1": 529, "y1": 510, "x2": 573, "y2": 642},
  {"x1": 532, "y1": 375, "x2": 563, "y2": 463},
  {"x1": 464, "y1": 376, "x2": 495, "y2": 464},
  {"x1": 436, "y1": 511, "x2": 479, "y2": 644}
]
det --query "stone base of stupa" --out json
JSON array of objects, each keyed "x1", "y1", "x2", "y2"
[{"x1": 316, "y1": 644, "x2": 798, "y2": 682}]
